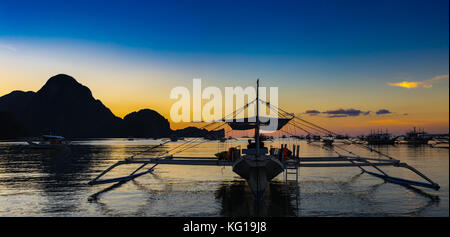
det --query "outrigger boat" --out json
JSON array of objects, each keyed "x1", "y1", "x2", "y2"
[
  {"x1": 89, "y1": 80, "x2": 440, "y2": 201},
  {"x1": 405, "y1": 127, "x2": 431, "y2": 145},
  {"x1": 27, "y1": 135, "x2": 69, "y2": 149},
  {"x1": 227, "y1": 80, "x2": 291, "y2": 199},
  {"x1": 321, "y1": 136, "x2": 334, "y2": 146},
  {"x1": 366, "y1": 130, "x2": 398, "y2": 145}
]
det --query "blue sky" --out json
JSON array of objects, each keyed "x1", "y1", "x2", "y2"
[
  {"x1": 0, "y1": 0, "x2": 448, "y2": 134},
  {"x1": 1, "y1": 0, "x2": 448, "y2": 55}
]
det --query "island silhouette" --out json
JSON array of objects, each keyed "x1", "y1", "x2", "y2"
[{"x1": 0, "y1": 74, "x2": 224, "y2": 139}]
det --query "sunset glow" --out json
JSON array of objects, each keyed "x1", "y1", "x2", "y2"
[{"x1": 0, "y1": 0, "x2": 448, "y2": 136}]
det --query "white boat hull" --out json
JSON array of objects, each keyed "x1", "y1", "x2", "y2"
[
  {"x1": 27, "y1": 140, "x2": 68, "y2": 149},
  {"x1": 232, "y1": 155, "x2": 284, "y2": 199}
]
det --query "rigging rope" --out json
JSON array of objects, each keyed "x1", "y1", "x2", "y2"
[
  {"x1": 157, "y1": 99, "x2": 256, "y2": 157},
  {"x1": 260, "y1": 98, "x2": 399, "y2": 161}
]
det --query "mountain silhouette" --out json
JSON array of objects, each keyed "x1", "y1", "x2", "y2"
[
  {"x1": 171, "y1": 126, "x2": 224, "y2": 138},
  {"x1": 0, "y1": 74, "x2": 222, "y2": 139},
  {"x1": 0, "y1": 74, "x2": 122, "y2": 138},
  {"x1": 122, "y1": 109, "x2": 171, "y2": 138},
  {"x1": 0, "y1": 111, "x2": 28, "y2": 139},
  {"x1": 0, "y1": 74, "x2": 170, "y2": 138}
]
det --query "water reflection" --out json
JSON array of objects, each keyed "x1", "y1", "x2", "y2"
[
  {"x1": 0, "y1": 139, "x2": 448, "y2": 216},
  {"x1": 0, "y1": 144, "x2": 112, "y2": 215},
  {"x1": 404, "y1": 185, "x2": 440, "y2": 216},
  {"x1": 215, "y1": 181, "x2": 298, "y2": 216}
]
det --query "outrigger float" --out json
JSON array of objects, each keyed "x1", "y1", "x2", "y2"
[{"x1": 89, "y1": 80, "x2": 440, "y2": 200}]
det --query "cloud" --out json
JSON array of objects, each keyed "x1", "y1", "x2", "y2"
[
  {"x1": 303, "y1": 108, "x2": 401, "y2": 118},
  {"x1": 375, "y1": 109, "x2": 391, "y2": 115},
  {"x1": 388, "y1": 74, "x2": 449, "y2": 89},
  {"x1": 328, "y1": 115, "x2": 348, "y2": 118},
  {"x1": 304, "y1": 110, "x2": 321, "y2": 116},
  {"x1": 388, "y1": 81, "x2": 419, "y2": 88},
  {"x1": 323, "y1": 108, "x2": 370, "y2": 118},
  {"x1": 0, "y1": 43, "x2": 17, "y2": 52}
]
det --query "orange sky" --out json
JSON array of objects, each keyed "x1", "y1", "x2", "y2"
[{"x1": 0, "y1": 40, "x2": 448, "y2": 136}]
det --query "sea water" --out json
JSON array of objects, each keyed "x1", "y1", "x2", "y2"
[{"x1": 0, "y1": 138, "x2": 448, "y2": 216}]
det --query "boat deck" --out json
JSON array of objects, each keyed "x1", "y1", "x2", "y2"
[{"x1": 118, "y1": 155, "x2": 401, "y2": 168}]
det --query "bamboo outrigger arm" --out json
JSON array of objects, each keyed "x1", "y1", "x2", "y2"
[
  {"x1": 88, "y1": 155, "x2": 173, "y2": 185},
  {"x1": 88, "y1": 154, "x2": 440, "y2": 191},
  {"x1": 331, "y1": 155, "x2": 440, "y2": 191}
]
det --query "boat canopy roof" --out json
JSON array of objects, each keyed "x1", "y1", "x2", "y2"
[
  {"x1": 226, "y1": 117, "x2": 291, "y2": 131},
  {"x1": 41, "y1": 135, "x2": 65, "y2": 140}
]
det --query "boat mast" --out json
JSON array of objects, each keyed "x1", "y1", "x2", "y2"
[{"x1": 255, "y1": 79, "x2": 260, "y2": 157}]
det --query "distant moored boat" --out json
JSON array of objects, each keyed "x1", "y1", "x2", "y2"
[
  {"x1": 27, "y1": 135, "x2": 69, "y2": 149},
  {"x1": 405, "y1": 127, "x2": 431, "y2": 145},
  {"x1": 366, "y1": 130, "x2": 398, "y2": 145}
]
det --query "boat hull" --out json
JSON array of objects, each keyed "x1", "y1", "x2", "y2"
[
  {"x1": 232, "y1": 155, "x2": 284, "y2": 199},
  {"x1": 405, "y1": 139, "x2": 431, "y2": 145},
  {"x1": 27, "y1": 141, "x2": 68, "y2": 149}
]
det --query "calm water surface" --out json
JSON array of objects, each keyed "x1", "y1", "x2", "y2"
[{"x1": 0, "y1": 138, "x2": 448, "y2": 216}]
